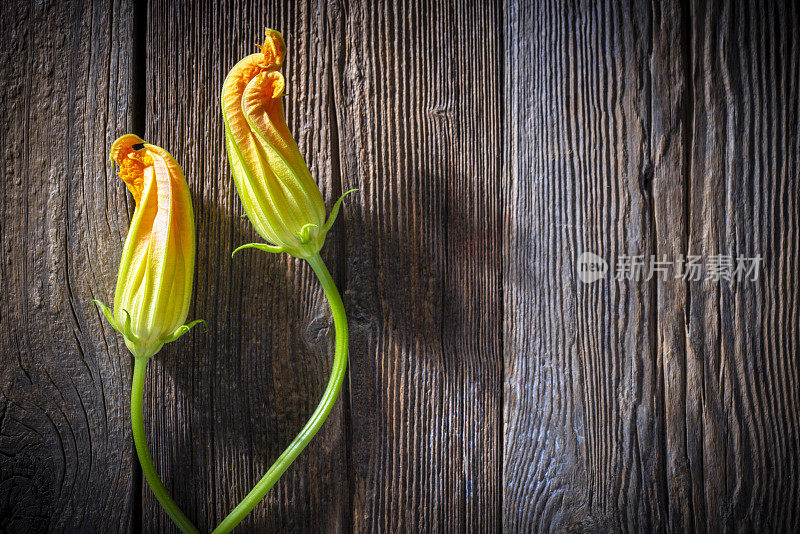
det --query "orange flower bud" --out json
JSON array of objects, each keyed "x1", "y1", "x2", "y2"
[
  {"x1": 222, "y1": 29, "x2": 353, "y2": 259},
  {"x1": 93, "y1": 135, "x2": 203, "y2": 359}
]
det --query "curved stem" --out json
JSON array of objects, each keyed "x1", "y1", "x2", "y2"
[
  {"x1": 131, "y1": 358, "x2": 200, "y2": 534},
  {"x1": 213, "y1": 253, "x2": 349, "y2": 534}
]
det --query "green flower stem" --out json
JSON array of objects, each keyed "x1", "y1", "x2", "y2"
[
  {"x1": 131, "y1": 358, "x2": 200, "y2": 534},
  {"x1": 213, "y1": 253, "x2": 349, "y2": 534}
]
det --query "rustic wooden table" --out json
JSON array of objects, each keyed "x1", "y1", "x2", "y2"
[{"x1": 2, "y1": 0, "x2": 798, "y2": 532}]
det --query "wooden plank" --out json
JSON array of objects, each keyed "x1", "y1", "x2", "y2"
[
  {"x1": 685, "y1": 0, "x2": 800, "y2": 530},
  {"x1": 328, "y1": 0, "x2": 504, "y2": 531},
  {"x1": 503, "y1": 1, "x2": 676, "y2": 530},
  {"x1": 0, "y1": 0, "x2": 137, "y2": 531},
  {"x1": 143, "y1": 1, "x2": 348, "y2": 531},
  {"x1": 650, "y1": 0, "x2": 694, "y2": 530},
  {"x1": 505, "y1": 0, "x2": 800, "y2": 532}
]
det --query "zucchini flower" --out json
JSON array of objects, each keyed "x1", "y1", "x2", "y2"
[
  {"x1": 93, "y1": 135, "x2": 203, "y2": 534},
  {"x1": 213, "y1": 28, "x2": 354, "y2": 534},
  {"x1": 221, "y1": 29, "x2": 353, "y2": 259},
  {"x1": 93, "y1": 134, "x2": 203, "y2": 361}
]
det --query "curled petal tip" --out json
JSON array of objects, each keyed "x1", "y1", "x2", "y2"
[
  {"x1": 258, "y1": 29, "x2": 286, "y2": 67},
  {"x1": 110, "y1": 134, "x2": 145, "y2": 161},
  {"x1": 110, "y1": 134, "x2": 153, "y2": 204},
  {"x1": 267, "y1": 71, "x2": 285, "y2": 99}
]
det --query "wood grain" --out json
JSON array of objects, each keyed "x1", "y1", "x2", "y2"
[
  {"x1": 650, "y1": 0, "x2": 693, "y2": 530},
  {"x1": 328, "y1": 0, "x2": 504, "y2": 531},
  {"x1": 0, "y1": 0, "x2": 137, "y2": 531},
  {"x1": 2, "y1": 0, "x2": 800, "y2": 531},
  {"x1": 142, "y1": 1, "x2": 348, "y2": 531},
  {"x1": 503, "y1": 0, "x2": 800, "y2": 532},
  {"x1": 683, "y1": 0, "x2": 800, "y2": 530},
  {"x1": 503, "y1": 0, "x2": 670, "y2": 530}
]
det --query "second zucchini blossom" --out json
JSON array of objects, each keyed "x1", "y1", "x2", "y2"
[
  {"x1": 93, "y1": 134, "x2": 203, "y2": 360},
  {"x1": 221, "y1": 29, "x2": 353, "y2": 259}
]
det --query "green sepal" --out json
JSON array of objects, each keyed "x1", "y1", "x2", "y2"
[
  {"x1": 298, "y1": 223, "x2": 318, "y2": 244},
  {"x1": 119, "y1": 309, "x2": 139, "y2": 344},
  {"x1": 91, "y1": 299, "x2": 121, "y2": 333},
  {"x1": 162, "y1": 319, "x2": 207, "y2": 344},
  {"x1": 323, "y1": 188, "x2": 359, "y2": 233},
  {"x1": 231, "y1": 242, "x2": 285, "y2": 257}
]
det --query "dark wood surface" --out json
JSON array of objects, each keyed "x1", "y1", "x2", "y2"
[
  {"x1": 1, "y1": 0, "x2": 798, "y2": 532},
  {"x1": 0, "y1": 0, "x2": 137, "y2": 531}
]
